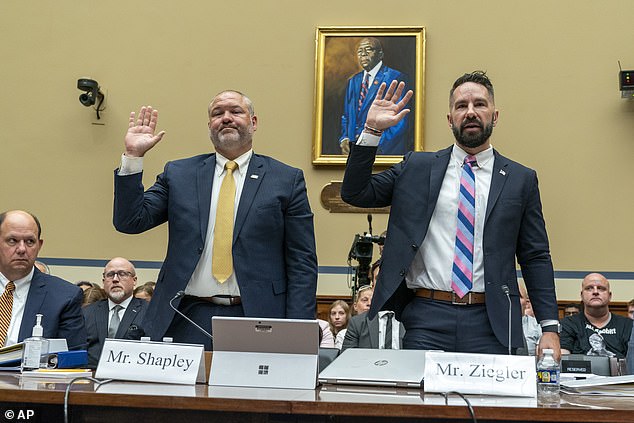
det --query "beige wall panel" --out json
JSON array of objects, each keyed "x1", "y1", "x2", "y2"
[{"x1": 1, "y1": 1, "x2": 633, "y2": 300}]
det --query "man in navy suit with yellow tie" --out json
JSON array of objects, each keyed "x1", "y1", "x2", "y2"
[
  {"x1": 339, "y1": 37, "x2": 411, "y2": 156},
  {"x1": 83, "y1": 257, "x2": 147, "y2": 368},
  {"x1": 113, "y1": 90, "x2": 318, "y2": 350},
  {"x1": 342, "y1": 72, "x2": 560, "y2": 359}
]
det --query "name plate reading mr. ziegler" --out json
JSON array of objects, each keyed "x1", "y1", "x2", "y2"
[
  {"x1": 424, "y1": 351, "x2": 537, "y2": 397},
  {"x1": 96, "y1": 339, "x2": 205, "y2": 385}
]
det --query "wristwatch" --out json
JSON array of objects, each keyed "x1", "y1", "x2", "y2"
[{"x1": 541, "y1": 322, "x2": 561, "y2": 334}]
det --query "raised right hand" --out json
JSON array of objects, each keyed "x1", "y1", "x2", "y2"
[
  {"x1": 124, "y1": 106, "x2": 166, "y2": 157},
  {"x1": 365, "y1": 80, "x2": 413, "y2": 131}
]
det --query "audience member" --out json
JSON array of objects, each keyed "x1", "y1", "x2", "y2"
[
  {"x1": 627, "y1": 299, "x2": 634, "y2": 320},
  {"x1": 0, "y1": 210, "x2": 86, "y2": 349},
  {"x1": 113, "y1": 91, "x2": 317, "y2": 350},
  {"x1": 563, "y1": 303, "x2": 581, "y2": 318},
  {"x1": 368, "y1": 230, "x2": 387, "y2": 287},
  {"x1": 335, "y1": 286, "x2": 373, "y2": 349},
  {"x1": 34, "y1": 260, "x2": 50, "y2": 274},
  {"x1": 76, "y1": 281, "x2": 96, "y2": 292},
  {"x1": 318, "y1": 319, "x2": 335, "y2": 348},
  {"x1": 561, "y1": 273, "x2": 633, "y2": 358},
  {"x1": 133, "y1": 283, "x2": 154, "y2": 302},
  {"x1": 520, "y1": 284, "x2": 541, "y2": 355},
  {"x1": 328, "y1": 300, "x2": 350, "y2": 340},
  {"x1": 83, "y1": 286, "x2": 107, "y2": 307},
  {"x1": 83, "y1": 257, "x2": 148, "y2": 368}
]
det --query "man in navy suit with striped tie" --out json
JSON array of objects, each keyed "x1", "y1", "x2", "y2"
[{"x1": 342, "y1": 72, "x2": 561, "y2": 359}]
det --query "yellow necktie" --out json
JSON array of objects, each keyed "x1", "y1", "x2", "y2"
[
  {"x1": 213, "y1": 161, "x2": 238, "y2": 283},
  {"x1": 0, "y1": 281, "x2": 16, "y2": 347}
]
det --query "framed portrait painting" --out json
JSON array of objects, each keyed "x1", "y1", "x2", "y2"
[{"x1": 312, "y1": 26, "x2": 426, "y2": 166}]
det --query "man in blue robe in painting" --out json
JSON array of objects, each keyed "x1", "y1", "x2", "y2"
[{"x1": 339, "y1": 37, "x2": 411, "y2": 156}]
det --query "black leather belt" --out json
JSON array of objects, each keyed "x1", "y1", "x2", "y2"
[
  {"x1": 415, "y1": 288, "x2": 485, "y2": 305},
  {"x1": 185, "y1": 295, "x2": 241, "y2": 306}
]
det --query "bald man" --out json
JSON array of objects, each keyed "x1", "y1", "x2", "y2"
[
  {"x1": 113, "y1": 90, "x2": 317, "y2": 350},
  {"x1": 339, "y1": 37, "x2": 411, "y2": 156},
  {"x1": 0, "y1": 210, "x2": 86, "y2": 350},
  {"x1": 83, "y1": 257, "x2": 147, "y2": 368},
  {"x1": 560, "y1": 273, "x2": 632, "y2": 358}
]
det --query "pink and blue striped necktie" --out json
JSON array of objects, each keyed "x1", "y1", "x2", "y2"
[{"x1": 452, "y1": 155, "x2": 477, "y2": 298}]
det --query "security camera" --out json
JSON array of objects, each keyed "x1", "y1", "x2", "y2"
[
  {"x1": 77, "y1": 78, "x2": 106, "y2": 119},
  {"x1": 77, "y1": 78, "x2": 103, "y2": 106}
]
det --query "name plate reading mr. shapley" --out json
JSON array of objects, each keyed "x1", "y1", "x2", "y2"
[
  {"x1": 424, "y1": 351, "x2": 537, "y2": 397},
  {"x1": 96, "y1": 339, "x2": 205, "y2": 385}
]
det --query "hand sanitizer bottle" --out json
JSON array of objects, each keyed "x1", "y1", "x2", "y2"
[{"x1": 21, "y1": 314, "x2": 49, "y2": 371}]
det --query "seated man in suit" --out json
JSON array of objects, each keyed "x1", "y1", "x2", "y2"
[
  {"x1": 0, "y1": 210, "x2": 86, "y2": 349},
  {"x1": 342, "y1": 285, "x2": 405, "y2": 351},
  {"x1": 83, "y1": 257, "x2": 147, "y2": 368},
  {"x1": 561, "y1": 273, "x2": 632, "y2": 359}
]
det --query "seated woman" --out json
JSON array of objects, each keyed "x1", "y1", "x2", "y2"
[
  {"x1": 334, "y1": 286, "x2": 373, "y2": 349},
  {"x1": 82, "y1": 286, "x2": 107, "y2": 307},
  {"x1": 133, "y1": 283, "x2": 154, "y2": 302},
  {"x1": 328, "y1": 300, "x2": 351, "y2": 338}
]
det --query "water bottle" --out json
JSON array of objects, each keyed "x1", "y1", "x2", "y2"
[{"x1": 536, "y1": 349, "x2": 560, "y2": 406}]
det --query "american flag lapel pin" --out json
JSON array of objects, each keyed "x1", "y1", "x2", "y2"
[{"x1": 499, "y1": 169, "x2": 506, "y2": 176}]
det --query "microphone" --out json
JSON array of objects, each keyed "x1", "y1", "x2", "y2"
[
  {"x1": 367, "y1": 213, "x2": 373, "y2": 235},
  {"x1": 501, "y1": 285, "x2": 512, "y2": 355},
  {"x1": 169, "y1": 291, "x2": 213, "y2": 340}
]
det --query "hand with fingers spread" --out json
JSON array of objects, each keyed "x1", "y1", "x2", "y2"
[
  {"x1": 124, "y1": 106, "x2": 166, "y2": 157},
  {"x1": 365, "y1": 80, "x2": 414, "y2": 131}
]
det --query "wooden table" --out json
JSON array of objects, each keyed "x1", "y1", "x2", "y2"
[{"x1": 0, "y1": 375, "x2": 632, "y2": 423}]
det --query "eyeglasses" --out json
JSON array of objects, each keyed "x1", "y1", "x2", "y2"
[{"x1": 103, "y1": 270, "x2": 134, "y2": 280}]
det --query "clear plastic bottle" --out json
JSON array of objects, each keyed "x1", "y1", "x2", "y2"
[
  {"x1": 536, "y1": 348, "x2": 560, "y2": 406},
  {"x1": 21, "y1": 314, "x2": 49, "y2": 371}
]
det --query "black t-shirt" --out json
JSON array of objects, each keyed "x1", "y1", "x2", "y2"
[{"x1": 560, "y1": 312, "x2": 633, "y2": 359}]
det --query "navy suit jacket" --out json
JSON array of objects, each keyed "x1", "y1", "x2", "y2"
[
  {"x1": 18, "y1": 268, "x2": 86, "y2": 350},
  {"x1": 341, "y1": 312, "x2": 405, "y2": 351},
  {"x1": 83, "y1": 297, "x2": 148, "y2": 368},
  {"x1": 340, "y1": 65, "x2": 412, "y2": 155},
  {"x1": 113, "y1": 153, "x2": 318, "y2": 341},
  {"x1": 341, "y1": 145, "x2": 558, "y2": 349}
]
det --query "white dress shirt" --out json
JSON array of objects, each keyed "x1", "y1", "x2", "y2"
[
  {"x1": 355, "y1": 134, "x2": 494, "y2": 293},
  {"x1": 119, "y1": 150, "x2": 253, "y2": 297},
  {"x1": 378, "y1": 310, "x2": 400, "y2": 350},
  {"x1": 108, "y1": 295, "x2": 133, "y2": 334},
  {"x1": 0, "y1": 268, "x2": 34, "y2": 346}
]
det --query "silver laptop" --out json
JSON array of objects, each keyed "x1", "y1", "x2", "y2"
[
  {"x1": 318, "y1": 348, "x2": 427, "y2": 388},
  {"x1": 209, "y1": 316, "x2": 319, "y2": 389}
]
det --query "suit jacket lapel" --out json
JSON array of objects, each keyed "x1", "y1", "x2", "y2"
[
  {"x1": 116, "y1": 299, "x2": 141, "y2": 338},
  {"x1": 428, "y1": 146, "x2": 452, "y2": 221},
  {"x1": 19, "y1": 270, "x2": 47, "y2": 341},
  {"x1": 96, "y1": 301, "x2": 109, "y2": 341},
  {"x1": 368, "y1": 316, "x2": 379, "y2": 349},
  {"x1": 233, "y1": 155, "x2": 265, "y2": 241},
  {"x1": 485, "y1": 151, "x2": 510, "y2": 225},
  {"x1": 197, "y1": 155, "x2": 216, "y2": 244}
]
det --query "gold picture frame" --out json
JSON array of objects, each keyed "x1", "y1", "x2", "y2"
[{"x1": 312, "y1": 26, "x2": 426, "y2": 166}]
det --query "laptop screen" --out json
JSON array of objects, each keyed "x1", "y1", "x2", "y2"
[
  {"x1": 212, "y1": 316, "x2": 319, "y2": 354},
  {"x1": 318, "y1": 348, "x2": 427, "y2": 387}
]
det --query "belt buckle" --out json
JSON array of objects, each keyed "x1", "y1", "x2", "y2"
[{"x1": 451, "y1": 292, "x2": 469, "y2": 305}]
